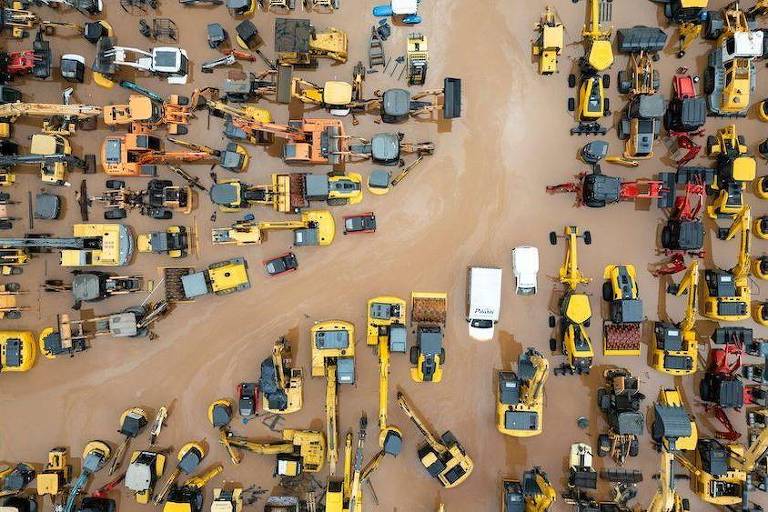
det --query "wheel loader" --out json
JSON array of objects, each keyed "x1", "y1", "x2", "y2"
[
  {"x1": 596, "y1": 368, "x2": 645, "y2": 465},
  {"x1": 705, "y1": 125, "x2": 755, "y2": 219}
]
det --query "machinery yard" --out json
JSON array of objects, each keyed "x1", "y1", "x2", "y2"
[{"x1": 3, "y1": 1, "x2": 768, "y2": 512}]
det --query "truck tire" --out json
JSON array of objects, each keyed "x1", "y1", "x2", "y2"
[
  {"x1": 602, "y1": 73, "x2": 610, "y2": 89},
  {"x1": 706, "y1": 135, "x2": 717, "y2": 156},
  {"x1": 104, "y1": 208, "x2": 127, "y2": 220},
  {"x1": 5, "y1": 310, "x2": 21, "y2": 320},
  {"x1": 584, "y1": 318, "x2": 591, "y2": 328},
  {"x1": 629, "y1": 438, "x2": 639, "y2": 457},
  {"x1": 682, "y1": 499, "x2": 690, "y2": 511},
  {"x1": 603, "y1": 281, "x2": 613, "y2": 301},
  {"x1": 598, "y1": 434, "x2": 611, "y2": 457},
  {"x1": 5, "y1": 282, "x2": 19, "y2": 292},
  {"x1": 703, "y1": 67, "x2": 715, "y2": 95},
  {"x1": 106, "y1": 179, "x2": 125, "y2": 190},
  {"x1": 409, "y1": 346, "x2": 419, "y2": 365},
  {"x1": 568, "y1": 74, "x2": 576, "y2": 88},
  {"x1": 549, "y1": 338, "x2": 557, "y2": 352},
  {"x1": 603, "y1": 98, "x2": 610, "y2": 116},
  {"x1": 597, "y1": 388, "x2": 609, "y2": 412},
  {"x1": 176, "y1": 95, "x2": 190, "y2": 106},
  {"x1": 549, "y1": 315, "x2": 556, "y2": 328},
  {"x1": 568, "y1": 97, "x2": 575, "y2": 112},
  {"x1": 617, "y1": 70, "x2": 630, "y2": 94},
  {"x1": 584, "y1": 230, "x2": 592, "y2": 245},
  {"x1": 549, "y1": 231, "x2": 557, "y2": 245},
  {"x1": 661, "y1": 225, "x2": 673, "y2": 249},
  {"x1": 440, "y1": 348, "x2": 446, "y2": 363}
]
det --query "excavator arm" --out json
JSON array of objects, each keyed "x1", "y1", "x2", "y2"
[
  {"x1": 0, "y1": 153, "x2": 85, "y2": 168},
  {"x1": 326, "y1": 363, "x2": 339, "y2": 474},
  {"x1": 522, "y1": 352, "x2": 549, "y2": 408},
  {"x1": 674, "y1": 260, "x2": 699, "y2": 333},
  {"x1": 730, "y1": 206, "x2": 751, "y2": 280},
  {"x1": 166, "y1": 137, "x2": 218, "y2": 156},
  {"x1": 224, "y1": 435, "x2": 295, "y2": 455},
  {"x1": 137, "y1": 151, "x2": 211, "y2": 165},
  {"x1": 397, "y1": 392, "x2": 447, "y2": 453},
  {"x1": 273, "y1": 339, "x2": 288, "y2": 392},
  {"x1": 731, "y1": 426, "x2": 768, "y2": 472},
  {"x1": 378, "y1": 335, "x2": 391, "y2": 431},
  {"x1": 649, "y1": 450, "x2": 684, "y2": 512},
  {"x1": 348, "y1": 415, "x2": 367, "y2": 512},
  {"x1": 0, "y1": 103, "x2": 101, "y2": 120},
  {"x1": 527, "y1": 472, "x2": 557, "y2": 512}
]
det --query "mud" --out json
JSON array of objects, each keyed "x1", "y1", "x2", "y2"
[{"x1": 2, "y1": 0, "x2": 768, "y2": 511}]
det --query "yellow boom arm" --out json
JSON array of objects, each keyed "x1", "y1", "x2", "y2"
[
  {"x1": 522, "y1": 353, "x2": 549, "y2": 408},
  {"x1": 731, "y1": 426, "x2": 768, "y2": 472},
  {"x1": 674, "y1": 260, "x2": 699, "y2": 333}
]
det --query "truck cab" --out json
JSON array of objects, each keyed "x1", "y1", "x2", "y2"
[
  {"x1": 467, "y1": 267, "x2": 503, "y2": 341},
  {"x1": 512, "y1": 246, "x2": 539, "y2": 295}
]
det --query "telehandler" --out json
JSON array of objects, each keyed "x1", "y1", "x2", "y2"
[
  {"x1": 211, "y1": 211, "x2": 335, "y2": 247},
  {"x1": 311, "y1": 320, "x2": 356, "y2": 473},
  {"x1": 706, "y1": 125, "x2": 755, "y2": 219},
  {"x1": 397, "y1": 391, "x2": 473, "y2": 488},
  {"x1": 548, "y1": 227, "x2": 594, "y2": 375},
  {"x1": 259, "y1": 337, "x2": 303, "y2": 414},
  {"x1": 652, "y1": 260, "x2": 700, "y2": 376},
  {"x1": 702, "y1": 206, "x2": 751, "y2": 321},
  {"x1": 532, "y1": 7, "x2": 564, "y2": 75},
  {"x1": 497, "y1": 348, "x2": 549, "y2": 437}
]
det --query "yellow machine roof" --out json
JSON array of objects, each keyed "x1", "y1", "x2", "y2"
[
  {"x1": 30, "y1": 134, "x2": 59, "y2": 155},
  {"x1": 732, "y1": 156, "x2": 757, "y2": 182},
  {"x1": 543, "y1": 25, "x2": 564, "y2": 50},
  {"x1": 209, "y1": 262, "x2": 249, "y2": 293},
  {"x1": 323, "y1": 82, "x2": 353, "y2": 106},
  {"x1": 564, "y1": 294, "x2": 591, "y2": 324},
  {"x1": 128, "y1": 95, "x2": 154, "y2": 120},
  {"x1": 588, "y1": 41, "x2": 613, "y2": 72},
  {"x1": 163, "y1": 503, "x2": 192, "y2": 512}
]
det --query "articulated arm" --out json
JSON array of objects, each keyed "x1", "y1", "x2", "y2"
[
  {"x1": 224, "y1": 434, "x2": 295, "y2": 455},
  {"x1": 674, "y1": 260, "x2": 699, "y2": 333},
  {"x1": 522, "y1": 352, "x2": 549, "y2": 408},
  {"x1": 731, "y1": 206, "x2": 751, "y2": 280},
  {"x1": 731, "y1": 427, "x2": 768, "y2": 472},
  {"x1": 397, "y1": 392, "x2": 446, "y2": 452},
  {"x1": 326, "y1": 363, "x2": 339, "y2": 474}
]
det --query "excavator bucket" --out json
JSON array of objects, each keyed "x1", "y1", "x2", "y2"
[
  {"x1": 616, "y1": 26, "x2": 667, "y2": 53},
  {"x1": 443, "y1": 78, "x2": 461, "y2": 119}
]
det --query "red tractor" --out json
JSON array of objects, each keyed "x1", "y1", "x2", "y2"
[{"x1": 0, "y1": 31, "x2": 51, "y2": 82}]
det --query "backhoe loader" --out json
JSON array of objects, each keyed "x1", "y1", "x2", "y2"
[
  {"x1": 211, "y1": 211, "x2": 335, "y2": 247},
  {"x1": 568, "y1": 0, "x2": 613, "y2": 135},
  {"x1": 397, "y1": 391, "x2": 473, "y2": 488},
  {"x1": 502, "y1": 467, "x2": 557, "y2": 512},
  {"x1": 326, "y1": 415, "x2": 366, "y2": 512},
  {"x1": 153, "y1": 442, "x2": 207, "y2": 505},
  {"x1": 0, "y1": 101, "x2": 101, "y2": 139},
  {"x1": 259, "y1": 337, "x2": 303, "y2": 414},
  {"x1": 0, "y1": 132, "x2": 94, "y2": 185},
  {"x1": 221, "y1": 430, "x2": 325, "y2": 477},
  {"x1": 191, "y1": 89, "x2": 274, "y2": 144},
  {"x1": 497, "y1": 348, "x2": 549, "y2": 437},
  {"x1": 91, "y1": 179, "x2": 194, "y2": 220},
  {"x1": 702, "y1": 206, "x2": 751, "y2": 322},
  {"x1": 0, "y1": 2, "x2": 98, "y2": 39},
  {"x1": 162, "y1": 464, "x2": 222, "y2": 512},
  {"x1": 653, "y1": 260, "x2": 700, "y2": 376},
  {"x1": 702, "y1": 2, "x2": 763, "y2": 116},
  {"x1": 532, "y1": 7, "x2": 564, "y2": 75},
  {"x1": 706, "y1": 125, "x2": 755, "y2": 219},
  {"x1": 36, "y1": 448, "x2": 71, "y2": 501},
  {"x1": 101, "y1": 133, "x2": 249, "y2": 177},
  {"x1": 103, "y1": 94, "x2": 192, "y2": 135},
  {"x1": 209, "y1": 172, "x2": 362, "y2": 214},
  {"x1": 674, "y1": 424, "x2": 768, "y2": 508},
  {"x1": 311, "y1": 320, "x2": 355, "y2": 474},
  {"x1": 62, "y1": 441, "x2": 112, "y2": 512},
  {"x1": 548, "y1": 227, "x2": 594, "y2": 375},
  {"x1": 596, "y1": 368, "x2": 644, "y2": 465},
  {"x1": 210, "y1": 486, "x2": 242, "y2": 512}
]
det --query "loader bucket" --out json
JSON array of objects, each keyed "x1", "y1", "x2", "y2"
[
  {"x1": 443, "y1": 78, "x2": 462, "y2": 119},
  {"x1": 276, "y1": 65, "x2": 293, "y2": 104},
  {"x1": 616, "y1": 26, "x2": 667, "y2": 54}
]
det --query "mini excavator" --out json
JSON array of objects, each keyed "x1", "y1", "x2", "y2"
[
  {"x1": 311, "y1": 320, "x2": 356, "y2": 474},
  {"x1": 397, "y1": 391, "x2": 473, "y2": 488},
  {"x1": 259, "y1": 337, "x2": 303, "y2": 414},
  {"x1": 211, "y1": 211, "x2": 335, "y2": 247},
  {"x1": 497, "y1": 348, "x2": 549, "y2": 437},
  {"x1": 702, "y1": 206, "x2": 751, "y2": 322},
  {"x1": 549, "y1": 227, "x2": 594, "y2": 375},
  {"x1": 653, "y1": 260, "x2": 700, "y2": 376}
]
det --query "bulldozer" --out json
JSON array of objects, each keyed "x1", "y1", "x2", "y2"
[
  {"x1": 548, "y1": 227, "x2": 594, "y2": 375},
  {"x1": 409, "y1": 292, "x2": 447, "y2": 383},
  {"x1": 568, "y1": 0, "x2": 613, "y2": 135},
  {"x1": 101, "y1": 133, "x2": 249, "y2": 177},
  {"x1": 706, "y1": 125, "x2": 755, "y2": 219},
  {"x1": 36, "y1": 448, "x2": 71, "y2": 500},
  {"x1": 502, "y1": 467, "x2": 557, "y2": 512},
  {"x1": 138, "y1": 225, "x2": 189, "y2": 258},
  {"x1": 397, "y1": 391, "x2": 473, "y2": 488},
  {"x1": 259, "y1": 337, "x2": 303, "y2": 414},
  {"x1": 326, "y1": 415, "x2": 366, "y2": 512},
  {"x1": 702, "y1": 206, "x2": 751, "y2": 322},
  {"x1": 496, "y1": 348, "x2": 549, "y2": 438},
  {"x1": 211, "y1": 211, "x2": 335, "y2": 247},
  {"x1": 653, "y1": 260, "x2": 700, "y2": 376},
  {"x1": 311, "y1": 320, "x2": 356, "y2": 473},
  {"x1": 102, "y1": 94, "x2": 192, "y2": 135},
  {"x1": 209, "y1": 172, "x2": 362, "y2": 214},
  {"x1": 532, "y1": 7, "x2": 564, "y2": 75},
  {"x1": 274, "y1": 18, "x2": 347, "y2": 67},
  {"x1": 91, "y1": 179, "x2": 194, "y2": 220}
]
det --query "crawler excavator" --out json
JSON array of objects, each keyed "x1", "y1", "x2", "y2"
[
  {"x1": 101, "y1": 134, "x2": 249, "y2": 177},
  {"x1": 259, "y1": 337, "x2": 303, "y2": 414},
  {"x1": 103, "y1": 94, "x2": 192, "y2": 135},
  {"x1": 549, "y1": 227, "x2": 594, "y2": 375},
  {"x1": 162, "y1": 464, "x2": 222, "y2": 512},
  {"x1": 219, "y1": 429, "x2": 325, "y2": 476},
  {"x1": 211, "y1": 211, "x2": 335, "y2": 247},
  {"x1": 311, "y1": 320, "x2": 356, "y2": 474},
  {"x1": 674, "y1": 423, "x2": 768, "y2": 509},
  {"x1": 0, "y1": 101, "x2": 101, "y2": 139},
  {"x1": 326, "y1": 415, "x2": 366, "y2": 512},
  {"x1": 359, "y1": 296, "x2": 407, "y2": 483},
  {"x1": 702, "y1": 206, "x2": 751, "y2": 322},
  {"x1": 62, "y1": 441, "x2": 112, "y2": 512},
  {"x1": 0, "y1": 132, "x2": 94, "y2": 185},
  {"x1": 502, "y1": 467, "x2": 557, "y2": 512},
  {"x1": 397, "y1": 391, "x2": 473, "y2": 488},
  {"x1": 497, "y1": 348, "x2": 549, "y2": 437}
]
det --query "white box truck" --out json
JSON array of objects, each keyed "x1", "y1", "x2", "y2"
[{"x1": 467, "y1": 267, "x2": 503, "y2": 341}]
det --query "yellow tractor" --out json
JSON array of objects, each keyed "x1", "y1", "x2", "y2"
[
  {"x1": 260, "y1": 337, "x2": 303, "y2": 414},
  {"x1": 706, "y1": 125, "x2": 755, "y2": 219},
  {"x1": 497, "y1": 348, "x2": 549, "y2": 437},
  {"x1": 548, "y1": 227, "x2": 594, "y2": 375},
  {"x1": 702, "y1": 206, "x2": 751, "y2": 322},
  {"x1": 211, "y1": 211, "x2": 335, "y2": 247},
  {"x1": 532, "y1": 7, "x2": 564, "y2": 75}
]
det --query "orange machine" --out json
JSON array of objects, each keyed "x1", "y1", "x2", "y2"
[{"x1": 103, "y1": 95, "x2": 193, "y2": 135}]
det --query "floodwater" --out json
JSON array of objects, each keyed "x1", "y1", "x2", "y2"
[{"x1": 2, "y1": 0, "x2": 768, "y2": 511}]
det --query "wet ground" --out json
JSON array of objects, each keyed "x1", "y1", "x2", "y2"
[{"x1": 2, "y1": 0, "x2": 768, "y2": 511}]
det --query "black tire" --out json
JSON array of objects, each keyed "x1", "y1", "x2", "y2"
[
  {"x1": 568, "y1": 97, "x2": 575, "y2": 112},
  {"x1": 602, "y1": 73, "x2": 610, "y2": 88},
  {"x1": 4, "y1": 282, "x2": 19, "y2": 293},
  {"x1": 149, "y1": 209, "x2": 173, "y2": 220},
  {"x1": 738, "y1": 135, "x2": 745, "y2": 146},
  {"x1": 597, "y1": 388, "x2": 608, "y2": 411},
  {"x1": 104, "y1": 208, "x2": 126, "y2": 220},
  {"x1": 549, "y1": 338, "x2": 557, "y2": 352},
  {"x1": 706, "y1": 135, "x2": 717, "y2": 155},
  {"x1": 682, "y1": 499, "x2": 690, "y2": 511},
  {"x1": 176, "y1": 96, "x2": 190, "y2": 106},
  {"x1": 617, "y1": 70, "x2": 629, "y2": 94},
  {"x1": 409, "y1": 346, "x2": 419, "y2": 365},
  {"x1": 549, "y1": 315, "x2": 556, "y2": 328},
  {"x1": 0, "y1": 220, "x2": 12, "y2": 230},
  {"x1": 568, "y1": 74, "x2": 576, "y2": 88},
  {"x1": 106, "y1": 179, "x2": 125, "y2": 190},
  {"x1": 584, "y1": 318, "x2": 591, "y2": 328},
  {"x1": 584, "y1": 230, "x2": 592, "y2": 245},
  {"x1": 603, "y1": 281, "x2": 613, "y2": 302},
  {"x1": 5, "y1": 310, "x2": 21, "y2": 319},
  {"x1": 703, "y1": 67, "x2": 715, "y2": 95},
  {"x1": 629, "y1": 437, "x2": 639, "y2": 457},
  {"x1": 661, "y1": 225, "x2": 672, "y2": 249},
  {"x1": 598, "y1": 434, "x2": 611, "y2": 457},
  {"x1": 440, "y1": 348, "x2": 446, "y2": 363},
  {"x1": 549, "y1": 231, "x2": 557, "y2": 245},
  {"x1": 603, "y1": 97, "x2": 610, "y2": 116}
]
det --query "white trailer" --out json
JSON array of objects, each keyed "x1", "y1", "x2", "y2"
[{"x1": 467, "y1": 267, "x2": 503, "y2": 341}]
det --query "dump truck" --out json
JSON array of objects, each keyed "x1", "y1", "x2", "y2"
[{"x1": 410, "y1": 292, "x2": 447, "y2": 383}]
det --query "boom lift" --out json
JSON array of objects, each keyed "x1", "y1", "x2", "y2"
[
  {"x1": 259, "y1": 337, "x2": 303, "y2": 414},
  {"x1": 103, "y1": 94, "x2": 192, "y2": 135},
  {"x1": 311, "y1": 320, "x2": 356, "y2": 474},
  {"x1": 211, "y1": 211, "x2": 335, "y2": 247},
  {"x1": 497, "y1": 348, "x2": 549, "y2": 437},
  {"x1": 549, "y1": 227, "x2": 594, "y2": 375},
  {"x1": 702, "y1": 206, "x2": 751, "y2": 322},
  {"x1": 397, "y1": 391, "x2": 473, "y2": 488},
  {"x1": 706, "y1": 125, "x2": 755, "y2": 219},
  {"x1": 653, "y1": 260, "x2": 700, "y2": 376}
]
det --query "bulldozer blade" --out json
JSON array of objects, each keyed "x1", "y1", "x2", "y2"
[
  {"x1": 616, "y1": 27, "x2": 667, "y2": 54},
  {"x1": 276, "y1": 65, "x2": 293, "y2": 104},
  {"x1": 442, "y1": 78, "x2": 462, "y2": 119}
]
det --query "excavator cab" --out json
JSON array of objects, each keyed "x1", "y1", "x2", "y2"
[
  {"x1": 259, "y1": 337, "x2": 303, "y2": 414},
  {"x1": 125, "y1": 450, "x2": 166, "y2": 504},
  {"x1": 497, "y1": 348, "x2": 549, "y2": 438}
]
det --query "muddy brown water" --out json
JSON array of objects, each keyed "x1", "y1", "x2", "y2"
[{"x1": 2, "y1": 0, "x2": 768, "y2": 511}]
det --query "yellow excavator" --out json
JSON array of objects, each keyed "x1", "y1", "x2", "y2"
[
  {"x1": 0, "y1": 101, "x2": 101, "y2": 139},
  {"x1": 549, "y1": 227, "x2": 594, "y2": 375},
  {"x1": 647, "y1": 450, "x2": 690, "y2": 512},
  {"x1": 360, "y1": 296, "x2": 407, "y2": 480},
  {"x1": 153, "y1": 442, "x2": 207, "y2": 505},
  {"x1": 397, "y1": 391, "x2": 473, "y2": 488},
  {"x1": 675, "y1": 426, "x2": 768, "y2": 508},
  {"x1": 502, "y1": 467, "x2": 557, "y2": 512},
  {"x1": 311, "y1": 320, "x2": 356, "y2": 474},
  {"x1": 260, "y1": 337, "x2": 303, "y2": 414},
  {"x1": 62, "y1": 441, "x2": 112, "y2": 512},
  {"x1": 706, "y1": 125, "x2": 756, "y2": 219},
  {"x1": 220, "y1": 430, "x2": 325, "y2": 477},
  {"x1": 211, "y1": 211, "x2": 335, "y2": 247},
  {"x1": 652, "y1": 260, "x2": 700, "y2": 376},
  {"x1": 36, "y1": 448, "x2": 71, "y2": 501},
  {"x1": 702, "y1": 206, "x2": 751, "y2": 322},
  {"x1": 326, "y1": 415, "x2": 367, "y2": 512},
  {"x1": 497, "y1": 348, "x2": 549, "y2": 437},
  {"x1": 163, "y1": 464, "x2": 223, "y2": 512}
]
